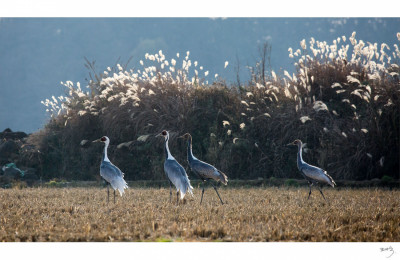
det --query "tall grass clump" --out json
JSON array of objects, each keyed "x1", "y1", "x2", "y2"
[
  {"x1": 25, "y1": 32, "x2": 399, "y2": 182},
  {"x1": 29, "y1": 51, "x2": 237, "y2": 181},
  {"x1": 236, "y1": 32, "x2": 400, "y2": 180}
]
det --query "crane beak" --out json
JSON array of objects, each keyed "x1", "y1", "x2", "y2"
[
  {"x1": 155, "y1": 133, "x2": 162, "y2": 138},
  {"x1": 286, "y1": 142, "x2": 295, "y2": 146},
  {"x1": 92, "y1": 138, "x2": 102, "y2": 143},
  {"x1": 177, "y1": 135, "x2": 185, "y2": 139}
]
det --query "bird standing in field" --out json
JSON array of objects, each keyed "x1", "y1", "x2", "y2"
[
  {"x1": 157, "y1": 130, "x2": 193, "y2": 204},
  {"x1": 93, "y1": 136, "x2": 128, "y2": 203},
  {"x1": 287, "y1": 139, "x2": 336, "y2": 200},
  {"x1": 179, "y1": 133, "x2": 228, "y2": 205}
]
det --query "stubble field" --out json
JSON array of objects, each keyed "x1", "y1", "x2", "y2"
[{"x1": 0, "y1": 186, "x2": 399, "y2": 242}]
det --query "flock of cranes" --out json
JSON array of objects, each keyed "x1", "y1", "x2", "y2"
[{"x1": 93, "y1": 132, "x2": 336, "y2": 205}]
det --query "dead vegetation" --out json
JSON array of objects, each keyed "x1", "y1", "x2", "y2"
[{"x1": 0, "y1": 187, "x2": 399, "y2": 242}]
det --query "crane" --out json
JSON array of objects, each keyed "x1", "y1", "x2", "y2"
[
  {"x1": 93, "y1": 136, "x2": 128, "y2": 203},
  {"x1": 287, "y1": 139, "x2": 336, "y2": 200},
  {"x1": 156, "y1": 130, "x2": 193, "y2": 204},
  {"x1": 179, "y1": 133, "x2": 228, "y2": 205}
]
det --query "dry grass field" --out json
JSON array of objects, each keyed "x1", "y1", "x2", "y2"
[{"x1": 0, "y1": 186, "x2": 399, "y2": 242}]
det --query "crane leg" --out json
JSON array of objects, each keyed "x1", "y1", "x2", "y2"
[
  {"x1": 200, "y1": 181, "x2": 205, "y2": 204},
  {"x1": 114, "y1": 190, "x2": 116, "y2": 204},
  {"x1": 107, "y1": 184, "x2": 110, "y2": 204},
  {"x1": 307, "y1": 184, "x2": 312, "y2": 200},
  {"x1": 211, "y1": 182, "x2": 224, "y2": 205},
  {"x1": 317, "y1": 186, "x2": 326, "y2": 200},
  {"x1": 169, "y1": 181, "x2": 172, "y2": 203},
  {"x1": 176, "y1": 191, "x2": 179, "y2": 205}
]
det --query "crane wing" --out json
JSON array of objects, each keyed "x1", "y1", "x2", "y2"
[
  {"x1": 191, "y1": 160, "x2": 219, "y2": 180},
  {"x1": 301, "y1": 164, "x2": 335, "y2": 186},
  {"x1": 100, "y1": 161, "x2": 124, "y2": 183},
  {"x1": 164, "y1": 159, "x2": 193, "y2": 197},
  {"x1": 164, "y1": 159, "x2": 188, "y2": 183}
]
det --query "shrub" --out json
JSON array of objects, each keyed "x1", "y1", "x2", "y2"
[
  {"x1": 25, "y1": 32, "x2": 399, "y2": 182},
  {"x1": 284, "y1": 179, "x2": 299, "y2": 187},
  {"x1": 381, "y1": 175, "x2": 394, "y2": 184},
  {"x1": 45, "y1": 179, "x2": 68, "y2": 188}
]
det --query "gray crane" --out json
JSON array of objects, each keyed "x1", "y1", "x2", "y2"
[
  {"x1": 93, "y1": 136, "x2": 128, "y2": 203},
  {"x1": 156, "y1": 130, "x2": 193, "y2": 204},
  {"x1": 179, "y1": 133, "x2": 228, "y2": 205},
  {"x1": 287, "y1": 139, "x2": 336, "y2": 200}
]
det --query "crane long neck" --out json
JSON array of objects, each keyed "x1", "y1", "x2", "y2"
[
  {"x1": 297, "y1": 142, "x2": 304, "y2": 167},
  {"x1": 165, "y1": 135, "x2": 174, "y2": 160},
  {"x1": 187, "y1": 135, "x2": 196, "y2": 162},
  {"x1": 103, "y1": 141, "x2": 111, "y2": 162}
]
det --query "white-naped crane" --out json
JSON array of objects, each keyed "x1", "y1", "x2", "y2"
[
  {"x1": 93, "y1": 136, "x2": 128, "y2": 203},
  {"x1": 156, "y1": 130, "x2": 193, "y2": 204},
  {"x1": 287, "y1": 139, "x2": 336, "y2": 200},
  {"x1": 179, "y1": 133, "x2": 228, "y2": 205}
]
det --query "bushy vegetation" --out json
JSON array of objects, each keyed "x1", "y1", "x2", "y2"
[{"x1": 24, "y1": 32, "x2": 400, "y2": 182}]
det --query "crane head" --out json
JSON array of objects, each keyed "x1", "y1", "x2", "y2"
[
  {"x1": 156, "y1": 130, "x2": 169, "y2": 140},
  {"x1": 93, "y1": 136, "x2": 110, "y2": 144},
  {"x1": 287, "y1": 139, "x2": 302, "y2": 146},
  {"x1": 178, "y1": 133, "x2": 191, "y2": 139}
]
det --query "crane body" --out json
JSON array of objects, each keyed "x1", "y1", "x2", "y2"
[
  {"x1": 288, "y1": 139, "x2": 335, "y2": 200},
  {"x1": 179, "y1": 133, "x2": 228, "y2": 205},
  {"x1": 157, "y1": 130, "x2": 193, "y2": 204},
  {"x1": 93, "y1": 136, "x2": 128, "y2": 203}
]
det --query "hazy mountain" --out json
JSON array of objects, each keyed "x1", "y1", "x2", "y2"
[{"x1": 0, "y1": 18, "x2": 399, "y2": 133}]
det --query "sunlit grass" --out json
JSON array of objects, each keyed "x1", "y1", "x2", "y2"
[{"x1": 0, "y1": 187, "x2": 398, "y2": 242}]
